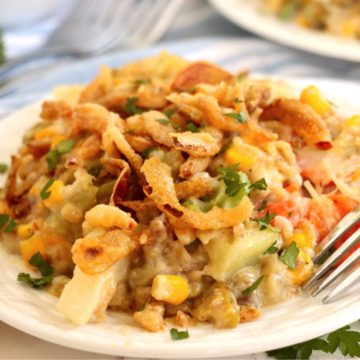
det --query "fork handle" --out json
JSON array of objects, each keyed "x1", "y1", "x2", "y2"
[{"x1": 0, "y1": 47, "x2": 74, "y2": 81}]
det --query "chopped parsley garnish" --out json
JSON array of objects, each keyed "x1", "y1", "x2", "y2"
[
  {"x1": 134, "y1": 78, "x2": 150, "y2": 85},
  {"x1": 219, "y1": 139, "x2": 233, "y2": 154},
  {"x1": 56, "y1": 139, "x2": 74, "y2": 154},
  {"x1": 46, "y1": 149, "x2": 60, "y2": 170},
  {"x1": 17, "y1": 273, "x2": 53, "y2": 288},
  {"x1": 218, "y1": 164, "x2": 248, "y2": 197},
  {"x1": 4, "y1": 218, "x2": 16, "y2": 233},
  {"x1": 224, "y1": 112, "x2": 248, "y2": 124},
  {"x1": 124, "y1": 97, "x2": 142, "y2": 115},
  {"x1": 249, "y1": 178, "x2": 267, "y2": 191},
  {"x1": 157, "y1": 109, "x2": 180, "y2": 130},
  {"x1": 0, "y1": 214, "x2": 9, "y2": 229},
  {"x1": 264, "y1": 240, "x2": 279, "y2": 254},
  {"x1": 279, "y1": 241, "x2": 300, "y2": 270},
  {"x1": 234, "y1": 97, "x2": 244, "y2": 103},
  {"x1": 170, "y1": 328, "x2": 189, "y2": 341},
  {"x1": 267, "y1": 325, "x2": 360, "y2": 359},
  {"x1": 242, "y1": 276, "x2": 264, "y2": 296},
  {"x1": 0, "y1": 214, "x2": 16, "y2": 233},
  {"x1": 0, "y1": 163, "x2": 8, "y2": 173},
  {"x1": 40, "y1": 178, "x2": 55, "y2": 200},
  {"x1": 254, "y1": 211, "x2": 279, "y2": 232},
  {"x1": 46, "y1": 139, "x2": 74, "y2": 170},
  {"x1": 164, "y1": 109, "x2": 175, "y2": 118},
  {"x1": 0, "y1": 29, "x2": 5, "y2": 64},
  {"x1": 258, "y1": 200, "x2": 267, "y2": 212},
  {"x1": 29, "y1": 252, "x2": 53, "y2": 276},
  {"x1": 278, "y1": 3, "x2": 296, "y2": 21},
  {"x1": 140, "y1": 147, "x2": 159, "y2": 159},
  {"x1": 186, "y1": 121, "x2": 201, "y2": 133},
  {"x1": 17, "y1": 252, "x2": 54, "y2": 289},
  {"x1": 156, "y1": 118, "x2": 170, "y2": 125}
]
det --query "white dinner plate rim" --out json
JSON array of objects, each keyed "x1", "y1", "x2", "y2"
[{"x1": 209, "y1": 0, "x2": 360, "y2": 62}]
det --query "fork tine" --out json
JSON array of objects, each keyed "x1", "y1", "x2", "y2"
[
  {"x1": 313, "y1": 205, "x2": 360, "y2": 264},
  {"x1": 312, "y1": 245, "x2": 360, "y2": 296},
  {"x1": 322, "y1": 261, "x2": 360, "y2": 303},
  {"x1": 303, "y1": 227, "x2": 360, "y2": 290}
]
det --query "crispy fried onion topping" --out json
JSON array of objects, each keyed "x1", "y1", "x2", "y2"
[
  {"x1": 72, "y1": 228, "x2": 139, "y2": 274},
  {"x1": 260, "y1": 98, "x2": 332, "y2": 146},
  {"x1": 168, "y1": 93, "x2": 248, "y2": 133},
  {"x1": 105, "y1": 118, "x2": 144, "y2": 178},
  {"x1": 141, "y1": 157, "x2": 253, "y2": 230},
  {"x1": 170, "y1": 131, "x2": 220, "y2": 157},
  {"x1": 83, "y1": 204, "x2": 137, "y2": 234},
  {"x1": 172, "y1": 62, "x2": 233, "y2": 91}
]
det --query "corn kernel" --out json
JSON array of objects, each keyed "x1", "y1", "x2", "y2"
[
  {"x1": 17, "y1": 222, "x2": 35, "y2": 240},
  {"x1": 300, "y1": 85, "x2": 331, "y2": 115},
  {"x1": 351, "y1": 169, "x2": 360, "y2": 181},
  {"x1": 341, "y1": 19, "x2": 357, "y2": 37},
  {"x1": 285, "y1": 232, "x2": 313, "y2": 249},
  {"x1": 295, "y1": 15, "x2": 309, "y2": 27},
  {"x1": 51, "y1": 134, "x2": 67, "y2": 149},
  {"x1": 289, "y1": 249, "x2": 313, "y2": 285},
  {"x1": 224, "y1": 138, "x2": 258, "y2": 170},
  {"x1": 151, "y1": 274, "x2": 189, "y2": 305},
  {"x1": 43, "y1": 180, "x2": 64, "y2": 208},
  {"x1": 20, "y1": 235, "x2": 46, "y2": 264},
  {"x1": 34, "y1": 126, "x2": 58, "y2": 140},
  {"x1": 344, "y1": 115, "x2": 360, "y2": 128}
]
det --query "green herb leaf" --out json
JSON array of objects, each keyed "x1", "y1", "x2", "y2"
[
  {"x1": 46, "y1": 149, "x2": 60, "y2": 170},
  {"x1": 140, "y1": 147, "x2": 158, "y2": 159},
  {"x1": 124, "y1": 97, "x2": 142, "y2": 115},
  {"x1": 254, "y1": 211, "x2": 279, "y2": 232},
  {"x1": 224, "y1": 112, "x2": 248, "y2": 124},
  {"x1": 279, "y1": 241, "x2": 300, "y2": 270},
  {"x1": 40, "y1": 178, "x2": 55, "y2": 200},
  {"x1": 170, "y1": 328, "x2": 189, "y2": 341},
  {"x1": 17, "y1": 273, "x2": 53, "y2": 289},
  {"x1": 242, "y1": 276, "x2": 264, "y2": 296},
  {"x1": 278, "y1": 3, "x2": 296, "y2": 21},
  {"x1": 56, "y1": 139, "x2": 73, "y2": 154},
  {"x1": 4, "y1": 218, "x2": 16, "y2": 233},
  {"x1": 264, "y1": 240, "x2": 279, "y2": 254},
  {"x1": 164, "y1": 109, "x2": 175, "y2": 118},
  {"x1": 0, "y1": 163, "x2": 8, "y2": 173},
  {"x1": 156, "y1": 118, "x2": 170, "y2": 125},
  {"x1": 249, "y1": 178, "x2": 267, "y2": 191},
  {"x1": 218, "y1": 164, "x2": 244, "y2": 197},
  {"x1": 186, "y1": 121, "x2": 201, "y2": 133},
  {"x1": 17, "y1": 252, "x2": 54, "y2": 289},
  {"x1": 134, "y1": 78, "x2": 150, "y2": 85},
  {"x1": 267, "y1": 325, "x2": 360, "y2": 360},
  {"x1": 258, "y1": 200, "x2": 267, "y2": 212},
  {"x1": 219, "y1": 139, "x2": 233, "y2": 154},
  {"x1": 234, "y1": 97, "x2": 244, "y2": 103},
  {"x1": 46, "y1": 139, "x2": 74, "y2": 170},
  {"x1": 0, "y1": 214, "x2": 10, "y2": 230},
  {"x1": 29, "y1": 252, "x2": 54, "y2": 276},
  {"x1": 0, "y1": 29, "x2": 5, "y2": 64}
]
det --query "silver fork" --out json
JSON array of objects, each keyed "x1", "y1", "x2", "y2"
[
  {"x1": 303, "y1": 205, "x2": 360, "y2": 303},
  {"x1": 0, "y1": 0, "x2": 184, "y2": 82}
]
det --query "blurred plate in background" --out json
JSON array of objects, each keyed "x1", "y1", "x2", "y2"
[{"x1": 210, "y1": 0, "x2": 360, "y2": 62}]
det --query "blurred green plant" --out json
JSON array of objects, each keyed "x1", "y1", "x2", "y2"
[{"x1": 0, "y1": 29, "x2": 5, "y2": 63}]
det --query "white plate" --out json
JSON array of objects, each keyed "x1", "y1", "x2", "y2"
[
  {"x1": 0, "y1": 78, "x2": 359, "y2": 358},
  {"x1": 210, "y1": 0, "x2": 360, "y2": 62}
]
